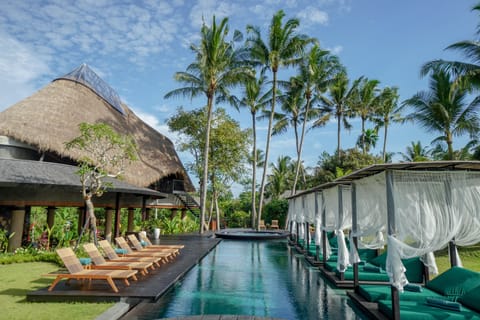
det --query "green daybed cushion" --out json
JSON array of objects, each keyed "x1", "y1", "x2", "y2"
[
  {"x1": 426, "y1": 267, "x2": 480, "y2": 298},
  {"x1": 459, "y1": 285, "x2": 480, "y2": 313},
  {"x1": 358, "y1": 284, "x2": 443, "y2": 302},
  {"x1": 377, "y1": 299, "x2": 480, "y2": 320},
  {"x1": 358, "y1": 248, "x2": 377, "y2": 261},
  {"x1": 336, "y1": 268, "x2": 390, "y2": 282}
]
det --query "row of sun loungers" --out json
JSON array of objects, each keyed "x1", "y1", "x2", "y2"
[{"x1": 45, "y1": 235, "x2": 184, "y2": 293}]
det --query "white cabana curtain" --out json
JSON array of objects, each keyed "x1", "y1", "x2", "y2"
[
  {"x1": 386, "y1": 170, "x2": 466, "y2": 291},
  {"x1": 353, "y1": 172, "x2": 388, "y2": 249},
  {"x1": 315, "y1": 192, "x2": 323, "y2": 246},
  {"x1": 322, "y1": 185, "x2": 352, "y2": 272},
  {"x1": 298, "y1": 196, "x2": 305, "y2": 241},
  {"x1": 287, "y1": 198, "x2": 296, "y2": 235}
]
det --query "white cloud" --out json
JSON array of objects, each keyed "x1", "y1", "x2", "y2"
[
  {"x1": 328, "y1": 45, "x2": 343, "y2": 55},
  {"x1": 0, "y1": 33, "x2": 51, "y2": 110},
  {"x1": 297, "y1": 7, "x2": 329, "y2": 26}
]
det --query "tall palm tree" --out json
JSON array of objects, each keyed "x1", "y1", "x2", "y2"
[
  {"x1": 233, "y1": 72, "x2": 270, "y2": 228},
  {"x1": 373, "y1": 86, "x2": 401, "y2": 162},
  {"x1": 402, "y1": 69, "x2": 480, "y2": 160},
  {"x1": 291, "y1": 45, "x2": 341, "y2": 194},
  {"x1": 165, "y1": 17, "x2": 250, "y2": 233},
  {"x1": 247, "y1": 9, "x2": 312, "y2": 230},
  {"x1": 315, "y1": 71, "x2": 358, "y2": 159},
  {"x1": 350, "y1": 78, "x2": 380, "y2": 155},
  {"x1": 400, "y1": 141, "x2": 431, "y2": 162}
]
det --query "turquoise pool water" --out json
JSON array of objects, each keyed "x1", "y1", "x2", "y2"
[{"x1": 127, "y1": 240, "x2": 366, "y2": 320}]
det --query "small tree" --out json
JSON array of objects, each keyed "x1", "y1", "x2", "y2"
[{"x1": 65, "y1": 123, "x2": 137, "y2": 246}]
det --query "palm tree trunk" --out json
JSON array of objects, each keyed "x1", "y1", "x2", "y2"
[
  {"x1": 337, "y1": 110, "x2": 341, "y2": 159},
  {"x1": 382, "y1": 121, "x2": 388, "y2": 162},
  {"x1": 251, "y1": 112, "x2": 257, "y2": 229},
  {"x1": 446, "y1": 131, "x2": 454, "y2": 160},
  {"x1": 292, "y1": 98, "x2": 311, "y2": 194},
  {"x1": 361, "y1": 117, "x2": 366, "y2": 155},
  {"x1": 257, "y1": 71, "x2": 277, "y2": 231},
  {"x1": 200, "y1": 95, "x2": 214, "y2": 234}
]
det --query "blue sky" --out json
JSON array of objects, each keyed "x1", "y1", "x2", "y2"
[{"x1": 0, "y1": 0, "x2": 478, "y2": 194}]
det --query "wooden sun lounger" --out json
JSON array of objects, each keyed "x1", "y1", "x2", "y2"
[
  {"x1": 115, "y1": 237, "x2": 174, "y2": 261},
  {"x1": 83, "y1": 243, "x2": 154, "y2": 276},
  {"x1": 138, "y1": 232, "x2": 185, "y2": 249},
  {"x1": 127, "y1": 234, "x2": 179, "y2": 258},
  {"x1": 47, "y1": 247, "x2": 138, "y2": 293},
  {"x1": 98, "y1": 240, "x2": 165, "y2": 267}
]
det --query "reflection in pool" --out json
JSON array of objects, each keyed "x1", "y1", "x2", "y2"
[{"x1": 124, "y1": 240, "x2": 367, "y2": 320}]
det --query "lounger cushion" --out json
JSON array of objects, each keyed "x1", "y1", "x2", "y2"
[
  {"x1": 405, "y1": 283, "x2": 423, "y2": 292},
  {"x1": 378, "y1": 299, "x2": 480, "y2": 320},
  {"x1": 367, "y1": 252, "x2": 424, "y2": 283},
  {"x1": 358, "y1": 284, "x2": 442, "y2": 302},
  {"x1": 115, "y1": 248, "x2": 128, "y2": 254},
  {"x1": 425, "y1": 297, "x2": 461, "y2": 312},
  {"x1": 458, "y1": 285, "x2": 480, "y2": 313},
  {"x1": 426, "y1": 267, "x2": 480, "y2": 298}
]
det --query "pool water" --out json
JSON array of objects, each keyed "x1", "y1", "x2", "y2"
[{"x1": 127, "y1": 240, "x2": 366, "y2": 320}]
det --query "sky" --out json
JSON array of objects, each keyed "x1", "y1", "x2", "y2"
[{"x1": 0, "y1": 0, "x2": 479, "y2": 196}]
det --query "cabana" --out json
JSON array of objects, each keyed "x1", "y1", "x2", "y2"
[{"x1": 342, "y1": 161, "x2": 480, "y2": 320}]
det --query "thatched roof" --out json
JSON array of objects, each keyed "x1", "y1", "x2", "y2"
[{"x1": 0, "y1": 64, "x2": 194, "y2": 191}]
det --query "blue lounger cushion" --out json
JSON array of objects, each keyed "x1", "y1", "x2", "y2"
[
  {"x1": 426, "y1": 297, "x2": 461, "y2": 312},
  {"x1": 405, "y1": 283, "x2": 423, "y2": 292},
  {"x1": 79, "y1": 257, "x2": 91, "y2": 265},
  {"x1": 115, "y1": 248, "x2": 128, "y2": 254}
]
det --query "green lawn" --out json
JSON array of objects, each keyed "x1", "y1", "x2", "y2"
[
  {"x1": 0, "y1": 262, "x2": 114, "y2": 320},
  {"x1": 432, "y1": 245, "x2": 480, "y2": 276}
]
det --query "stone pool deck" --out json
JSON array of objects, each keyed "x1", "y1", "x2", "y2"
[{"x1": 27, "y1": 234, "x2": 221, "y2": 303}]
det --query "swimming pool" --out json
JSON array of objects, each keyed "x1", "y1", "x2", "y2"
[{"x1": 124, "y1": 240, "x2": 366, "y2": 320}]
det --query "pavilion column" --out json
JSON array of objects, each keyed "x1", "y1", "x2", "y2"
[
  {"x1": 113, "y1": 193, "x2": 121, "y2": 239},
  {"x1": 181, "y1": 208, "x2": 187, "y2": 219},
  {"x1": 47, "y1": 206, "x2": 56, "y2": 229},
  {"x1": 8, "y1": 207, "x2": 25, "y2": 252},
  {"x1": 127, "y1": 208, "x2": 135, "y2": 232},
  {"x1": 170, "y1": 208, "x2": 177, "y2": 219},
  {"x1": 146, "y1": 208, "x2": 153, "y2": 221},
  {"x1": 105, "y1": 208, "x2": 114, "y2": 242},
  {"x1": 23, "y1": 206, "x2": 32, "y2": 244}
]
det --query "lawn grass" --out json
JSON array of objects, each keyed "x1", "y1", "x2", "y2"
[
  {"x1": 433, "y1": 245, "x2": 480, "y2": 276},
  {"x1": 0, "y1": 262, "x2": 114, "y2": 320}
]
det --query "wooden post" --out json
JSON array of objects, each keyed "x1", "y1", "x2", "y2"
[
  {"x1": 322, "y1": 191, "x2": 327, "y2": 265},
  {"x1": 47, "y1": 206, "x2": 56, "y2": 229},
  {"x1": 104, "y1": 208, "x2": 114, "y2": 242},
  {"x1": 127, "y1": 208, "x2": 135, "y2": 233},
  {"x1": 351, "y1": 183, "x2": 360, "y2": 293},
  {"x1": 113, "y1": 193, "x2": 121, "y2": 238},
  {"x1": 8, "y1": 207, "x2": 25, "y2": 252},
  {"x1": 337, "y1": 185, "x2": 345, "y2": 280},
  {"x1": 314, "y1": 191, "x2": 320, "y2": 262}
]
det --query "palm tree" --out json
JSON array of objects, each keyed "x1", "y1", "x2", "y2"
[
  {"x1": 356, "y1": 128, "x2": 378, "y2": 153},
  {"x1": 402, "y1": 69, "x2": 480, "y2": 160},
  {"x1": 247, "y1": 9, "x2": 312, "y2": 230},
  {"x1": 373, "y1": 86, "x2": 401, "y2": 162},
  {"x1": 421, "y1": 4, "x2": 480, "y2": 90},
  {"x1": 315, "y1": 71, "x2": 358, "y2": 159},
  {"x1": 233, "y1": 72, "x2": 270, "y2": 229},
  {"x1": 290, "y1": 45, "x2": 341, "y2": 194},
  {"x1": 265, "y1": 155, "x2": 293, "y2": 200},
  {"x1": 350, "y1": 78, "x2": 380, "y2": 155},
  {"x1": 165, "y1": 17, "x2": 250, "y2": 233},
  {"x1": 400, "y1": 141, "x2": 431, "y2": 162}
]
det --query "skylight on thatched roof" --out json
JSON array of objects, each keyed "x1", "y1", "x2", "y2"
[{"x1": 55, "y1": 63, "x2": 125, "y2": 115}]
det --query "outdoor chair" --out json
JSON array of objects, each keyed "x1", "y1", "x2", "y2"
[
  {"x1": 259, "y1": 220, "x2": 266, "y2": 230},
  {"x1": 270, "y1": 220, "x2": 280, "y2": 230},
  {"x1": 83, "y1": 243, "x2": 154, "y2": 276},
  {"x1": 115, "y1": 237, "x2": 173, "y2": 262},
  {"x1": 138, "y1": 232, "x2": 184, "y2": 249},
  {"x1": 46, "y1": 247, "x2": 138, "y2": 293},
  {"x1": 127, "y1": 234, "x2": 179, "y2": 258},
  {"x1": 98, "y1": 240, "x2": 164, "y2": 267}
]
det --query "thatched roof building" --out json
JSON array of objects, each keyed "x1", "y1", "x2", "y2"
[{"x1": 0, "y1": 64, "x2": 194, "y2": 192}]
